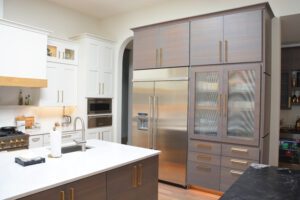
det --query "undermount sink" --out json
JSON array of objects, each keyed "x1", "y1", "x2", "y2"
[{"x1": 61, "y1": 145, "x2": 92, "y2": 154}]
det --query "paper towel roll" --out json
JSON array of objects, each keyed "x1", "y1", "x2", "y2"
[{"x1": 50, "y1": 130, "x2": 62, "y2": 158}]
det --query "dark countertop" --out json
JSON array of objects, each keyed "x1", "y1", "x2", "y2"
[{"x1": 220, "y1": 166, "x2": 300, "y2": 200}]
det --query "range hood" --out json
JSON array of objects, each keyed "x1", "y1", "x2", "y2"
[
  {"x1": 0, "y1": 19, "x2": 50, "y2": 88},
  {"x1": 0, "y1": 76, "x2": 47, "y2": 88}
]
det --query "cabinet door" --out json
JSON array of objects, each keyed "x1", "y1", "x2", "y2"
[
  {"x1": 29, "y1": 135, "x2": 44, "y2": 148},
  {"x1": 191, "y1": 16, "x2": 224, "y2": 65},
  {"x1": 222, "y1": 64, "x2": 261, "y2": 146},
  {"x1": 86, "y1": 69, "x2": 100, "y2": 97},
  {"x1": 101, "y1": 129, "x2": 112, "y2": 141},
  {"x1": 102, "y1": 45, "x2": 114, "y2": 73},
  {"x1": 62, "y1": 66, "x2": 77, "y2": 106},
  {"x1": 133, "y1": 27, "x2": 158, "y2": 70},
  {"x1": 66, "y1": 173, "x2": 106, "y2": 200},
  {"x1": 61, "y1": 44, "x2": 78, "y2": 65},
  {"x1": 224, "y1": 10, "x2": 262, "y2": 63},
  {"x1": 159, "y1": 22, "x2": 189, "y2": 68},
  {"x1": 19, "y1": 185, "x2": 66, "y2": 200},
  {"x1": 281, "y1": 72, "x2": 291, "y2": 110},
  {"x1": 189, "y1": 66, "x2": 223, "y2": 141},
  {"x1": 47, "y1": 41, "x2": 60, "y2": 63},
  {"x1": 99, "y1": 72, "x2": 113, "y2": 97},
  {"x1": 39, "y1": 63, "x2": 62, "y2": 106}
]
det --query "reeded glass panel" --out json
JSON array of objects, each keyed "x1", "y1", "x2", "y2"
[
  {"x1": 194, "y1": 72, "x2": 219, "y2": 136},
  {"x1": 227, "y1": 70, "x2": 256, "y2": 138}
]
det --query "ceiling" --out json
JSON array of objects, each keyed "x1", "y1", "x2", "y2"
[
  {"x1": 46, "y1": 0, "x2": 169, "y2": 19},
  {"x1": 281, "y1": 13, "x2": 300, "y2": 45}
]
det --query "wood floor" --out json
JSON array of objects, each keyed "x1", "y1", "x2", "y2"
[{"x1": 158, "y1": 183, "x2": 221, "y2": 200}]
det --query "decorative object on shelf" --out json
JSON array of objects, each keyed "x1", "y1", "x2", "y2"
[
  {"x1": 18, "y1": 90, "x2": 23, "y2": 105},
  {"x1": 295, "y1": 117, "x2": 300, "y2": 131}
]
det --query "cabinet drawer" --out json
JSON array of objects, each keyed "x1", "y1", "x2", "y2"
[
  {"x1": 222, "y1": 144, "x2": 259, "y2": 160},
  {"x1": 29, "y1": 135, "x2": 43, "y2": 148},
  {"x1": 43, "y1": 134, "x2": 50, "y2": 146},
  {"x1": 188, "y1": 152, "x2": 220, "y2": 166},
  {"x1": 189, "y1": 140, "x2": 221, "y2": 155},
  {"x1": 188, "y1": 161, "x2": 220, "y2": 190},
  {"x1": 221, "y1": 156, "x2": 257, "y2": 170},
  {"x1": 220, "y1": 167, "x2": 244, "y2": 192}
]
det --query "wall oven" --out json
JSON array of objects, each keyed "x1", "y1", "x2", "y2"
[{"x1": 87, "y1": 98, "x2": 112, "y2": 129}]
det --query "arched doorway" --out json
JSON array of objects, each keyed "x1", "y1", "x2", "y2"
[{"x1": 120, "y1": 39, "x2": 133, "y2": 144}]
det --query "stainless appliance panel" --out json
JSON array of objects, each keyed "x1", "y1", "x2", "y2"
[
  {"x1": 87, "y1": 98, "x2": 112, "y2": 115},
  {"x1": 131, "y1": 82, "x2": 154, "y2": 149},
  {"x1": 154, "y1": 81, "x2": 188, "y2": 186}
]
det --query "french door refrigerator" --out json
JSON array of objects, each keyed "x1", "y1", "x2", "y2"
[{"x1": 131, "y1": 67, "x2": 188, "y2": 186}]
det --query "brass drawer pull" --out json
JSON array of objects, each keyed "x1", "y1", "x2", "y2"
[
  {"x1": 230, "y1": 159, "x2": 248, "y2": 165},
  {"x1": 196, "y1": 143, "x2": 212, "y2": 149},
  {"x1": 230, "y1": 170, "x2": 243, "y2": 176},
  {"x1": 137, "y1": 164, "x2": 143, "y2": 186},
  {"x1": 197, "y1": 154, "x2": 212, "y2": 161},
  {"x1": 60, "y1": 191, "x2": 65, "y2": 200},
  {"x1": 231, "y1": 147, "x2": 249, "y2": 153},
  {"x1": 31, "y1": 138, "x2": 40, "y2": 142},
  {"x1": 132, "y1": 165, "x2": 138, "y2": 188},
  {"x1": 70, "y1": 188, "x2": 74, "y2": 200},
  {"x1": 219, "y1": 41, "x2": 222, "y2": 62},
  {"x1": 160, "y1": 48, "x2": 163, "y2": 66},
  {"x1": 196, "y1": 165, "x2": 212, "y2": 172},
  {"x1": 224, "y1": 40, "x2": 228, "y2": 62}
]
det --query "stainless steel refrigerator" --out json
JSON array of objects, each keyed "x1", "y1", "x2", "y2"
[{"x1": 131, "y1": 67, "x2": 188, "y2": 186}]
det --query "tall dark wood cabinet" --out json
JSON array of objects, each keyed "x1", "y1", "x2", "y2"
[{"x1": 132, "y1": 2, "x2": 273, "y2": 193}]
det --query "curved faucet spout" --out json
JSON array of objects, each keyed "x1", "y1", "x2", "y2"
[{"x1": 73, "y1": 117, "x2": 86, "y2": 151}]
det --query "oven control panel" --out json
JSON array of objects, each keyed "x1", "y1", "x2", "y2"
[{"x1": 0, "y1": 136, "x2": 29, "y2": 151}]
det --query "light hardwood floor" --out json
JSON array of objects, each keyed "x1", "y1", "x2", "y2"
[{"x1": 158, "y1": 183, "x2": 221, "y2": 200}]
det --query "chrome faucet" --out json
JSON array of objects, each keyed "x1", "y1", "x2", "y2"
[{"x1": 73, "y1": 117, "x2": 86, "y2": 151}]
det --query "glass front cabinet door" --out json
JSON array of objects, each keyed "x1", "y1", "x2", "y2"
[
  {"x1": 222, "y1": 64, "x2": 261, "y2": 146},
  {"x1": 47, "y1": 39, "x2": 78, "y2": 65},
  {"x1": 189, "y1": 66, "x2": 223, "y2": 141}
]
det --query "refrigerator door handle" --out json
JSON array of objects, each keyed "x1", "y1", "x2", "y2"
[
  {"x1": 148, "y1": 96, "x2": 153, "y2": 149},
  {"x1": 153, "y1": 96, "x2": 158, "y2": 149}
]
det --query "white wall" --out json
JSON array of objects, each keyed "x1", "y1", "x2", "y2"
[
  {"x1": 3, "y1": 0, "x2": 109, "y2": 39},
  {"x1": 94, "y1": 0, "x2": 300, "y2": 164}
]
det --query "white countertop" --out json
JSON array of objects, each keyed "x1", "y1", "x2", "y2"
[{"x1": 0, "y1": 140, "x2": 160, "y2": 200}]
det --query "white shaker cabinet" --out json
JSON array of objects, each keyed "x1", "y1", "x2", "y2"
[
  {"x1": 87, "y1": 127, "x2": 113, "y2": 142},
  {"x1": 39, "y1": 62, "x2": 77, "y2": 106}
]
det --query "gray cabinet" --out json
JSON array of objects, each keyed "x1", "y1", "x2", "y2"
[
  {"x1": 191, "y1": 10, "x2": 262, "y2": 66},
  {"x1": 189, "y1": 64, "x2": 261, "y2": 146},
  {"x1": 133, "y1": 22, "x2": 189, "y2": 69}
]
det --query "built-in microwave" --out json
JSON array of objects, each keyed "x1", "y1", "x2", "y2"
[
  {"x1": 88, "y1": 115, "x2": 112, "y2": 129},
  {"x1": 87, "y1": 98, "x2": 112, "y2": 115}
]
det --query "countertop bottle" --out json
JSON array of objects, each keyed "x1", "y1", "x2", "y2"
[
  {"x1": 296, "y1": 117, "x2": 300, "y2": 131},
  {"x1": 18, "y1": 90, "x2": 23, "y2": 105}
]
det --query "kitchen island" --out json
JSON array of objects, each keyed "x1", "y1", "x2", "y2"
[
  {"x1": 220, "y1": 165, "x2": 300, "y2": 200},
  {"x1": 0, "y1": 140, "x2": 159, "y2": 200}
]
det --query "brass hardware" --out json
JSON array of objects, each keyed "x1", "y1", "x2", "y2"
[
  {"x1": 138, "y1": 164, "x2": 143, "y2": 186},
  {"x1": 230, "y1": 170, "x2": 243, "y2": 176},
  {"x1": 231, "y1": 147, "x2": 249, "y2": 153},
  {"x1": 59, "y1": 52, "x2": 61, "y2": 59},
  {"x1": 160, "y1": 48, "x2": 163, "y2": 66},
  {"x1": 288, "y1": 97, "x2": 291, "y2": 108},
  {"x1": 224, "y1": 40, "x2": 228, "y2": 62},
  {"x1": 60, "y1": 191, "x2": 65, "y2": 200},
  {"x1": 61, "y1": 91, "x2": 64, "y2": 103},
  {"x1": 196, "y1": 165, "x2": 212, "y2": 172},
  {"x1": 32, "y1": 138, "x2": 40, "y2": 142},
  {"x1": 223, "y1": 95, "x2": 227, "y2": 117},
  {"x1": 230, "y1": 159, "x2": 248, "y2": 165},
  {"x1": 219, "y1": 94, "x2": 222, "y2": 116},
  {"x1": 99, "y1": 83, "x2": 101, "y2": 95},
  {"x1": 102, "y1": 83, "x2": 104, "y2": 95},
  {"x1": 156, "y1": 49, "x2": 159, "y2": 67},
  {"x1": 62, "y1": 134, "x2": 72, "y2": 139},
  {"x1": 70, "y1": 188, "x2": 75, "y2": 200},
  {"x1": 63, "y1": 52, "x2": 65, "y2": 59},
  {"x1": 219, "y1": 41, "x2": 222, "y2": 62},
  {"x1": 57, "y1": 90, "x2": 60, "y2": 103},
  {"x1": 132, "y1": 165, "x2": 138, "y2": 188},
  {"x1": 197, "y1": 154, "x2": 212, "y2": 161},
  {"x1": 196, "y1": 143, "x2": 212, "y2": 149}
]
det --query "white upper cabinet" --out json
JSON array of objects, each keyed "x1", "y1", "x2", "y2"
[
  {"x1": 47, "y1": 38, "x2": 79, "y2": 65},
  {"x1": 73, "y1": 34, "x2": 114, "y2": 98},
  {"x1": 39, "y1": 62, "x2": 77, "y2": 106},
  {"x1": 0, "y1": 19, "x2": 49, "y2": 82}
]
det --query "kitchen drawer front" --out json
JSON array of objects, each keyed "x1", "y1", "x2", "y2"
[
  {"x1": 221, "y1": 156, "x2": 257, "y2": 170},
  {"x1": 189, "y1": 152, "x2": 220, "y2": 166},
  {"x1": 220, "y1": 167, "x2": 244, "y2": 192},
  {"x1": 188, "y1": 161, "x2": 220, "y2": 190},
  {"x1": 62, "y1": 132, "x2": 80, "y2": 143},
  {"x1": 222, "y1": 144, "x2": 259, "y2": 160},
  {"x1": 190, "y1": 140, "x2": 221, "y2": 155},
  {"x1": 29, "y1": 135, "x2": 44, "y2": 148}
]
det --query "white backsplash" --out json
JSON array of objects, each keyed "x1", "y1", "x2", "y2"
[
  {"x1": 280, "y1": 106, "x2": 300, "y2": 127},
  {"x1": 0, "y1": 106, "x2": 76, "y2": 133}
]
